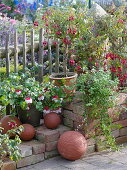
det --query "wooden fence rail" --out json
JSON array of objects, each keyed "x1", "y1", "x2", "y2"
[{"x1": 1, "y1": 28, "x2": 60, "y2": 82}]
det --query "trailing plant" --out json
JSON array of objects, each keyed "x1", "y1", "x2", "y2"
[
  {"x1": 77, "y1": 69, "x2": 121, "y2": 150},
  {"x1": 0, "y1": 125, "x2": 23, "y2": 168}
]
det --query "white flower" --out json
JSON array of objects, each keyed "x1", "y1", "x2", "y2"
[
  {"x1": 25, "y1": 97, "x2": 32, "y2": 104},
  {"x1": 38, "y1": 95, "x2": 44, "y2": 101}
]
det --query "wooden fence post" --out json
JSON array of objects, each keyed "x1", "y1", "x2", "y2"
[
  {"x1": 23, "y1": 30, "x2": 27, "y2": 72},
  {"x1": 31, "y1": 29, "x2": 35, "y2": 66},
  {"x1": 38, "y1": 28, "x2": 44, "y2": 83},
  {"x1": 48, "y1": 38, "x2": 52, "y2": 74},
  {"x1": 55, "y1": 39, "x2": 59, "y2": 73},
  {"x1": 5, "y1": 34, "x2": 10, "y2": 77},
  {"x1": 14, "y1": 31, "x2": 18, "y2": 72}
]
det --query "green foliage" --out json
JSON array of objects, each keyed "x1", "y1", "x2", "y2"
[
  {"x1": 77, "y1": 69, "x2": 120, "y2": 150},
  {"x1": 0, "y1": 125, "x2": 24, "y2": 168}
]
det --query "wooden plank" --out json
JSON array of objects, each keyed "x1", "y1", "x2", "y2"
[
  {"x1": 38, "y1": 28, "x2": 44, "y2": 83},
  {"x1": 55, "y1": 39, "x2": 59, "y2": 73},
  {"x1": 48, "y1": 38, "x2": 52, "y2": 74},
  {"x1": 31, "y1": 29, "x2": 35, "y2": 66},
  {"x1": 5, "y1": 34, "x2": 10, "y2": 77},
  {"x1": 23, "y1": 30, "x2": 27, "y2": 72},
  {"x1": 14, "y1": 31, "x2": 18, "y2": 72}
]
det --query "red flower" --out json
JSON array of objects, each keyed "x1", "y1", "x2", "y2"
[
  {"x1": 42, "y1": 41, "x2": 48, "y2": 47},
  {"x1": 56, "y1": 31, "x2": 62, "y2": 35},
  {"x1": 76, "y1": 65, "x2": 81, "y2": 70},
  {"x1": 121, "y1": 59, "x2": 127, "y2": 64},
  {"x1": 34, "y1": 21, "x2": 39, "y2": 26},
  {"x1": 53, "y1": 41, "x2": 57, "y2": 45},
  {"x1": 104, "y1": 69, "x2": 107, "y2": 71},
  {"x1": 62, "y1": 38, "x2": 71, "y2": 45},
  {"x1": 8, "y1": 121, "x2": 17, "y2": 128},
  {"x1": 117, "y1": 67, "x2": 122, "y2": 72},
  {"x1": 69, "y1": 60, "x2": 75, "y2": 66},
  {"x1": 88, "y1": 57, "x2": 92, "y2": 62},
  {"x1": 52, "y1": 24, "x2": 60, "y2": 28}
]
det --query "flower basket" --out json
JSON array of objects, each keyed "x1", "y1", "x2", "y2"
[{"x1": 17, "y1": 105, "x2": 41, "y2": 127}]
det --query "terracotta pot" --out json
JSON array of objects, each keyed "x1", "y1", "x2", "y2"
[
  {"x1": 0, "y1": 115, "x2": 22, "y2": 134},
  {"x1": 19, "y1": 124, "x2": 35, "y2": 141},
  {"x1": 57, "y1": 131, "x2": 87, "y2": 160},
  {"x1": 17, "y1": 105, "x2": 41, "y2": 127},
  {"x1": 44, "y1": 112, "x2": 61, "y2": 129},
  {"x1": 49, "y1": 72, "x2": 77, "y2": 96}
]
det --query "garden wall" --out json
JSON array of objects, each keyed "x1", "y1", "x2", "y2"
[{"x1": 62, "y1": 92, "x2": 127, "y2": 152}]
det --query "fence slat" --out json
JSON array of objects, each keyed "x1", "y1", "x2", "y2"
[
  {"x1": 31, "y1": 29, "x2": 35, "y2": 66},
  {"x1": 23, "y1": 30, "x2": 27, "y2": 72},
  {"x1": 14, "y1": 31, "x2": 18, "y2": 72},
  {"x1": 55, "y1": 40, "x2": 59, "y2": 73},
  {"x1": 38, "y1": 28, "x2": 44, "y2": 83},
  {"x1": 48, "y1": 38, "x2": 52, "y2": 74},
  {"x1": 5, "y1": 34, "x2": 10, "y2": 77}
]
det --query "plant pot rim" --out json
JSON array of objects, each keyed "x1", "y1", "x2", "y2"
[{"x1": 49, "y1": 72, "x2": 77, "y2": 80}]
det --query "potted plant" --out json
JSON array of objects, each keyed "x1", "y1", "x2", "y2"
[
  {"x1": 0, "y1": 125, "x2": 23, "y2": 169},
  {"x1": 0, "y1": 72, "x2": 44, "y2": 127}
]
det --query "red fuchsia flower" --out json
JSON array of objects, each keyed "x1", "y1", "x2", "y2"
[
  {"x1": 121, "y1": 59, "x2": 127, "y2": 64},
  {"x1": 44, "y1": 89, "x2": 50, "y2": 92},
  {"x1": 117, "y1": 19, "x2": 124, "y2": 24},
  {"x1": 117, "y1": 74, "x2": 121, "y2": 77},
  {"x1": 45, "y1": 23, "x2": 49, "y2": 27},
  {"x1": 52, "y1": 95, "x2": 59, "y2": 102},
  {"x1": 80, "y1": 37, "x2": 84, "y2": 40},
  {"x1": 53, "y1": 41, "x2": 57, "y2": 46},
  {"x1": 42, "y1": 15, "x2": 46, "y2": 20},
  {"x1": 55, "y1": 31, "x2": 62, "y2": 35},
  {"x1": 95, "y1": 62, "x2": 99, "y2": 67},
  {"x1": 76, "y1": 65, "x2": 82, "y2": 70},
  {"x1": 8, "y1": 121, "x2": 17, "y2": 128},
  {"x1": 106, "y1": 53, "x2": 119, "y2": 60},
  {"x1": 62, "y1": 38, "x2": 71, "y2": 45},
  {"x1": 117, "y1": 67, "x2": 122, "y2": 72},
  {"x1": 25, "y1": 97, "x2": 32, "y2": 104},
  {"x1": 34, "y1": 21, "x2": 39, "y2": 26},
  {"x1": 15, "y1": 89, "x2": 22, "y2": 95},
  {"x1": 43, "y1": 106, "x2": 50, "y2": 114},
  {"x1": 104, "y1": 69, "x2": 108, "y2": 71},
  {"x1": 52, "y1": 24, "x2": 60, "y2": 29},
  {"x1": 110, "y1": 67, "x2": 117, "y2": 73},
  {"x1": 104, "y1": 61, "x2": 107, "y2": 65},
  {"x1": 69, "y1": 59, "x2": 75, "y2": 66},
  {"x1": 88, "y1": 57, "x2": 92, "y2": 62},
  {"x1": 6, "y1": 6, "x2": 11, "y2": 10},
  {"x1": 38, "y1": 95, "x2": 44, "y2": 101},
  {"x1": 42, "y1": 41, "x2": 48, "y2": 47},
  {"x1": 68, "y1": 16, "x2": 75, "y2": 21}
]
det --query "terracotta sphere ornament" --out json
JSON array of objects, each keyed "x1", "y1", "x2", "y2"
[
  {"x1": 0, "y1": 115, "x2": 22, "y2": 134},
  {"x1": 44, "y1": 112, "x2": 61, "y2": 129},
  {"x1": 19, "y1": 124, "x2": 35, "y2": 141},
  {"x1": 57, "y1": 131, "x2": 87, "y2": 160}
]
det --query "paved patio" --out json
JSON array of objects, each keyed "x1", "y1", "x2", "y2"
[{"x1": 19, "y1": 143, "x2": 127, "y2": 170}]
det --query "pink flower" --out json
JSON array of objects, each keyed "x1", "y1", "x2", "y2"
[
  {"x1": 56, "y1": 31, "x2": 62, "y2": 35},
  {"x1": 15, "y1": 89, "x2": 22, "y2": 95},
  {"x1": 117, "y1": 67, "x2": 122, "y2": 72},
  {"x1": 68, "y1": 16, "x2": 75, "y2": 21},
  {"x1": 52, "y1": 24, "x2": 60, "y2": 28},
  {"x1": 121, "y1": 59, "x2": 127, "y2": 64},
  {"x1": 34, "y1": 21, "x2": 39, "y2": 26},
  {"x1": 8, "y1": 121, "x2": 17, "y2": 128},
  {"x1": 0, "y1": 4, "x2": 5, "y2": 6},
  {"x1": 69, "y1": 60, "x2": 75, "y2": 66},
  {"x1": 38, "y1": 95, "x2": 44, "y2": 101},
  {"x1": 88, "y1": 57, "x2": 92, "y2": 62},
  {"x1": 42, "y1": 41, "x2": 48, "y2": 47},
  {"x1": 117, "y1": 19, "x2": 124, "y2": 24},
  {"x1": 10, "y1": 19, "x2": 16, "y2": 25},
  {"x1": 53, "y1": 41, "x2": 57, "y2": 46},
  {"x1": 14, "y1": 9, "x2": 21, "y2": 14},
  {"x1": 6, "y1": 7, "x2": 11, "y2": 10},
  {"x1": 95, "y1": 62, "x2": 99, "y2": 67},
  {"x1": 62, "y1": 38, "x2": 71, "y2": 45},
  {"x1": 25, "y1": 97, "x2": 32, "y2": 104},
  {"x1": 80, "y1": 37, "x2": 84, "y2": 40}
]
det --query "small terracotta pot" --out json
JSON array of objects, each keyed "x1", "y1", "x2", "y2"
[
  {"x1": 57, "y1": 131, "x2": 87, "y2": 160},
  {"x1": 0, "y1": 115, "x2": 22, "y2": 134},
  {"x1": 44, "y1": 112, "x2": 61, "y2": 129},
  {"x1": 19, "y1": 124, "x2": 35, "y2": 141}
]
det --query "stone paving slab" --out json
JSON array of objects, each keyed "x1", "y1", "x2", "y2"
[{"x1": 19, "y1": 143, "x2": 127, "y2": 170}]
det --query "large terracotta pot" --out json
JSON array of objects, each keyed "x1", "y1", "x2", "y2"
[
  {"x1": 19, "y1": 124, "x2": 35, "y2": 141},
  {"x1": 0, "y1": 115, "x2": 22, "y2": 134},
  {"x1": 49, "y1": 72, "x2": 77, "y2": 96},
  {"x1": 44, "y1": 112, "x2": 61, "y2": 129},
  {"x1": 18, "y1": 105, "x2": 41, "y2": 127},
  {"x1": 57, "y1": 131, "x2": 87, "y2": 160}
]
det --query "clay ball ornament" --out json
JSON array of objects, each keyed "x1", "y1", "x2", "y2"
[
  {"x1": 44, "y1": 112, "x2": 61, "y2": 129},
  {"x1": 0, "y1": 115, "x2": 22, "y2": 134},
  {"x1": 19, "y1": 124, "x2": 35, "y2": 141},
  {"x1": 57, "y1": 131, "x2": 87, "y2": 160}
]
